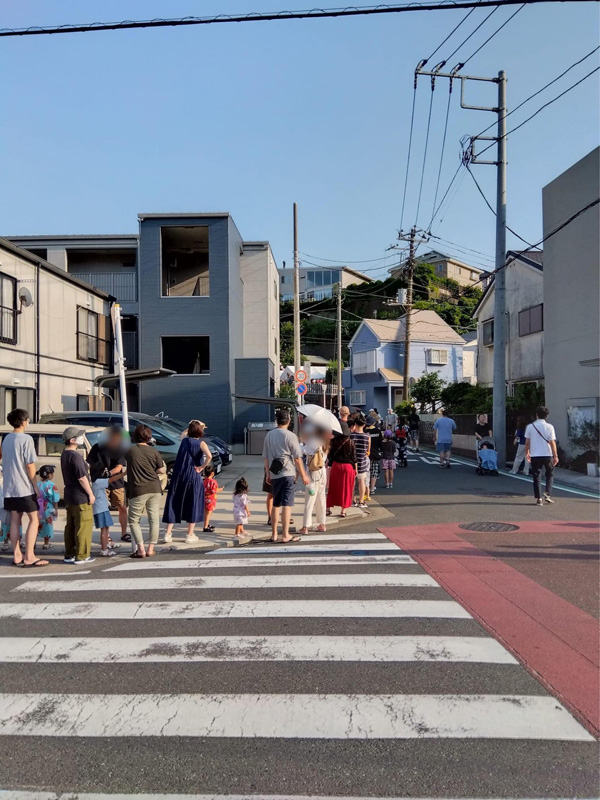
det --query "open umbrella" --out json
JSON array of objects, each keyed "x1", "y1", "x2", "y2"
[{"x1": 297, "y1": 404, "x2": 342, "y2": 434}]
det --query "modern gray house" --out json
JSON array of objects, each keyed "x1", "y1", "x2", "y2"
[{"x1": 8, "y1": 212, "x2": 280, "y2": 443}]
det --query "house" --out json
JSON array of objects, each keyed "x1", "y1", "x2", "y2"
[
  {"x1": 279, "y1": 265, "x2": 373, "y2": 302},
  {"x1": 389, "y1": 249, "x2": 486, "y2": 288},
  {"x1": 462, "y1": 331, "x2": 478, "y2": 385},
  {"x1": 542, "y1": 147, "x2": 599, "y2": 455},
  {"x1": 7, "y1": 213, "x2": 280, "y2": 443},
  {"x1": 473, "y1": 251, "x2": 544, "y2": 393},
  {"x1": 343, "y1": 309, "x2": 465, "y2": 410},
  {"x1": 0, "y1": 237, "x2": 113, "y2": 421}
]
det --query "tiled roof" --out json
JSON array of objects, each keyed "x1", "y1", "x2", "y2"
[
  {"x1": 379, "y1": 368, "x2": 404, "y2": 384},
  {"x1": 363, "y1": 309, "x2": 465, "y2": 344}
]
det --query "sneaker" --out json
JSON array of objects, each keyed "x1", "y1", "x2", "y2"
[
  {"x1": 74, "y1": 557, "x2": 95, "y2": 564},
  {"x1": 159, "y1": 535, "x2": 172, "y2": 544},
  {"x1": 544, "y1": 494, "x2": 555, "y2": 504},
  {"x1": 371, "y1": 487, "x2": 377, "y2": 494},
  {"x1": 185, "y1": 534, "x2": 199, "y2": 544},
  {"x1": 99, "y1": 549, "x2": 116, "y2": 557},
  {"x1": 63, "y1": 556, "x2": 75, "y2": 564},
  {"x1": 536, "y1": 498, "x2": 544, "y2": 506}
]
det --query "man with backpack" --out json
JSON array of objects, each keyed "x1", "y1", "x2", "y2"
[{"x1": 525, "y1": 407, "x2": 559, "y2": 506}]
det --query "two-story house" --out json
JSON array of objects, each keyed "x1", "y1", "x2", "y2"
[
  {"x1": 390, "y1": 250, "x2": 485, "y2": 288},
  {"x1": 279, "y1": 265, "x2": 372, "y2": 302},
  {"x1": 343, "y1": 309, "x2": 465, "y2": 410},
  {"x1": 8, "y1": 212, "x2": 279, "y2": 443},
  {"x1": 473, "y1": 251, "x2": 544, "y2": 393}
]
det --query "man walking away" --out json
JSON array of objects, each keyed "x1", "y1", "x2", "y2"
[
  {"x1": 525, "y1": 407, "x2": 558, "y2": 506},
  {"x1": 408, "y1": 407, "x2": 421, "y2": 452},
  {"x1": 350, "y1": 414, "x2": 370, "y2": 508},
  {"x1": 434, "y1": 409, "x2": 456, "y2": 468},
  {"x1": 263, "y1": 409, "x2": 310, "y2": 542},
  {"x1": 365, "y1": 417, "x2": 383, "y2": 495},
  {"x1": 61, "y1": 427, "x2": 95, "y2": 564},
  {"x1": 385, "y1": 408, "x2": 398, "y2": 431},
  {"x1": 338, "y1": 406, "x2": 351, "y2": 436}
]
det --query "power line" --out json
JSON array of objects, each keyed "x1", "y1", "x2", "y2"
[
  {"x1": 430, "y1": 85, "x2": 454, "y2": 223},
  {"x1": 427, "y1": 162, "x2": 462, "y2": 229},
  {"x1": 299, "y1": 251, "x2": 395, "y2": 264},
  {"x1": 422, "y1": 0, "x2": 482, "y2": 65},
  {"x1": 414, "y1": 86, "x2": 436, "y2": 226},
  {"x1": 466, "y1": 165, "x2": 537, "y2": 247},
  {"x1": 400, "y1": 81, "x2": 418, "y2": 232},
  {"x1": 459, "y1": 3, "x2": 525, "y2": 67},
  {"x1": 442, "y1": 5, "x2": 499, "y2": 64},
  {"x1": 1, "y1": 0, "x2": 590, "y2": 37}
]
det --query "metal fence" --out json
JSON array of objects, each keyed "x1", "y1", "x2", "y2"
[{"x1": 71, "y1": 271, "x2": 138, "y2": 302}]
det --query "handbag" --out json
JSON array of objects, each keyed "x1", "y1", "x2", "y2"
[
  {"x1": 270, "y1": 457, "x2": 285, "y2": 475},
  {"x1": 308, "y1": 448, "x2": 324, "y2": 472}
]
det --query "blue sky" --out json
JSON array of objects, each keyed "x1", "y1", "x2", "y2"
[{"x1": 1, "y1": 1, "x2": 598, "y2": 276}]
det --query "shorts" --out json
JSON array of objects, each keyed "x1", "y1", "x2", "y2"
[
  {"x1": 108, "y1": 487, "x2": 126, "y2": 509},
  {"x1": 381, "y1": 459, "x2": 396, "y2": 470},
  {"x1": 370, "y1": 460, "x2": 381, "y2": 478},
  {"x1": 271, "y1": 476, "x2": 296, "y2": 508},
  {"x1": 408, "y1": 429, "x2": 419, "y2": 441},
  {"x1": 436, "y1": 441, "x2": 452, "y2": 452},
  {"x1": 205, "y1": 496, "x2": 217, "y2": 513},
  {"x1": 3, "y1": 494, "x2": 38, "y2": 513},
  {"x1": 94, "y1": 510, "x2": 113, "y2": 530}
]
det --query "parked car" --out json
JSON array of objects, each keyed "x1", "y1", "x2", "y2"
[
  {"x1": 39, "y1": 411, "x2": 222, "y2": 476},
  {"x1": 153, "y1": 415, "x2": 233, "y2": 466},
  {"x1": 0, "y1": 424, "x2": 104, "y2": 496}
]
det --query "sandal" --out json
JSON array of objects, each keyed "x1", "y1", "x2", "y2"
[
  {"x1": 203, "y1": 526, "x2": 215, "y2": 533},
  {"x1": 280, "y1": 536, "x2": 301, "y2": 543},
  {"x1": 121, "y1": 534, "x2": 132, "y2": 542},
  {"x1": 340, "y1": 512, "x2": 347, "y2": 518},
  {"x1": 22, "y1": 559, "x2": 49, "y2": 568},
  {"x1": 129, "y1": 551, "x2": 146, "y2": 559}
]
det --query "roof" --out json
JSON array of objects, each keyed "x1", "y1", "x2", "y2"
[
  {"x1": 359, "y1": 310, "x2": 465, "y2": 345},
  {"x1": 138, "y1": 212, "x2": 230, "y2": 220},
  {"x1": 390, "y1": 249, "x2": 485, "y2": 275},
  {"x1": 473, "y1": 250, "x2": 544, "y2": 317},
  {"x1": 379, "y1": 367, "x2": 404, "y2": 384},
  {"x1": 0, "y1": 237, "x2": 113, "y2": 300},
  {"x1": 343, "y1": 266, "x2": 374, "y2": 283}
]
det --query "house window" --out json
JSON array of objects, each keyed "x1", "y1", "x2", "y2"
[
  {"x1": 77, "y1": 307, "x2": 111, "y2": 365},
  {"x1": 306, "y1": 271, "x2": 315, "y2": 289},
  {"x1": 162, "y1": 336, "x2": 210, "y2": 374},
  {"x1": 519, "y1": 304, "x2": 543, "y2": 337},
  {"x1": 161, "y1": 226, "x2": 209, "y2": 296},
  {"x1": 353, "y1": 349, "x2": 377, "y2": 374},
  {"x1": 0, "y1": 272, "x2": 17, "y2": 345},
  {"x1": 456, "y1": 267, "x2": 462, "y2": 275},
  {"x1": 322, "y1": 270, "x2": 331, "y2": 285},
  {"x1": 77, "y1": 394, "x2": 90, "y2": 411},
  {"x1": 482, "y1": 318, "x2": 494, "y2": 346},
  {"x1": 274, "y1": 280, "x2": 278, "y2": 300},
  {"x1": 437, "y1": 265, "x2": 444, "y2": 273},
  {"x1": 349, "y1": 390, "x2": 366, "y2": 406},
  {"x1": 427, "y1": 348, "x2": 448, "y2": 365}
]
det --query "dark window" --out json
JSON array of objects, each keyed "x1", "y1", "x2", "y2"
[
  {"x1": 77, "y1": 307, "x2": 111, "y2": 365},
  {"x1": 121, "y1": 315, "x2": 138, "y2": 369},
  {"x1": 77, "y1": 394, "x2": 90, "y2": 411},
  {"x1": 162, "y1": 336, "x2": 210, "y2": 375},
  {"x1": 519, "y1": 304, "x2": 543, "y2": 337},
  {"x1": 482, "y1": 318, "x2": 494, "y2": 346},
  {"x1": 0, "y1": 272, "x2": 17, "y2": 345},
  {"x1": 161, "y1": 226, "x2": 209, "y2": 296}
]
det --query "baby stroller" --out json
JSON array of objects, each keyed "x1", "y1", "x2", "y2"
[
  {"x1": 396, "y1": 436, "x2": 408, "y2": 468},
  {"x1": 476, "y1": 437, "x2": 499, "y2": 475}
]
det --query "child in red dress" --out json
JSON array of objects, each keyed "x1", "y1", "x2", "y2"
[{"x1": 203, "y1": 465, "x2": 223, "y2": 532}]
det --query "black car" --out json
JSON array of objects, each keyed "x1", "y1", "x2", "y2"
[{"x1": 154, "y1": 416, "x2": 233, "y2": 466}]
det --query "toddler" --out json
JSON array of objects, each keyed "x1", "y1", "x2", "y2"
[
  {"x1": 89, "y1": 461, "x2": 117, "y2": 558},
  {"x1": 203, "y1": 465, "x2": 223, "y2": 533},
  {"x1": 37, "y1": 465, "x2": 60, "y2": 549},
  {"x1": 233, "y1": 477, "x2": 251, "y2": 537}
]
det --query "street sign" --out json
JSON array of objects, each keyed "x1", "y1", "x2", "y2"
[
  {"x1": 295, "y1": 369, "x2": 308, "y2": 383},
  {"x1": 296, "y1": 382, "x2": 308, "y2": 396}
]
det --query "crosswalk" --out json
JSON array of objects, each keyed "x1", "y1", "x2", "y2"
[{"x1": 0, "y1": 529, "x2": 595, "y2": 796}]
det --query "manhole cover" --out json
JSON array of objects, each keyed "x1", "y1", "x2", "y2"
[
  {"x1": 459, "y1": 522, "x2": 520, "y2": 532},
  {"x1": 483, "y1": 492, "x2": 526, "y2": 498}
]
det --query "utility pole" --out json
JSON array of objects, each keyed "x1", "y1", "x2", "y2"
[
  {"x1": 336, "y1": 282, "x2": 343, "y2": 411},
  {"x1": 396, "y1": 226, "x2": 428, "y2": 402},
  {"x1": 293, "y1": 203, "x2": 301, "y2": 381},
  {"x1": 413, "y1": 63, "x2": 508, "y2": 464},
  {"x1": 112, "y1": 304, "x2": 129, "y2": 433}
]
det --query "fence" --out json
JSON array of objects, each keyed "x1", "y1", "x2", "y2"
[{"x1": 71, "y1": 271, "x2": 138, "y2": 302}]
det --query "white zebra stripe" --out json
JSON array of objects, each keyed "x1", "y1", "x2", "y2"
[
  {"x1": 0, "y1": 793, "x2": 576, "y2": 800},
  {"x1": 294, "y1": 533, "x2": 387, "y2": 541},
  {"x1": 105, "y1": 555, "x2": 416, "y2": 572},
  {"x1": 0, "y1": 599, "x2": 471, "y2": 620},
  {"x1": 0, "y1": 635, "x2": 516, "y2": 664},
  {"x1": 13, "y1": 573, "x2": 438, "y2": 593},
  {"x1": 0, "y1": 693, "x2": 592, "y2": 739},
  {"x1": 210, "y1": 543, "x2": 399, "y2": 555}
]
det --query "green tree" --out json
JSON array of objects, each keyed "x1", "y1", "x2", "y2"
[
  {"x1": 280, "y1": 321, "x2": 295, "y2": 366},
  {"x1": 440, "y1": 382, "x2": 492, "y2": 414},
  {"x1": 326, "y1": 359, "x2": 343, "y2": 384},
  {"x1": 276, "y1": 383, "x2": 297, "y2": 401},
  {"x1": 411, "y1": 371, "x2": 446, "y2": 412}
]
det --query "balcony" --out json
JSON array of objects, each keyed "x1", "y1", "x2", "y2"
[{"x1": 71, "y1": 271, "x2": 138, "y2": 302}]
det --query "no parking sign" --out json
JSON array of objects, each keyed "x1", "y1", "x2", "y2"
[{"x1": 296, "y1": 383, "x2": 308, "y2": 396}]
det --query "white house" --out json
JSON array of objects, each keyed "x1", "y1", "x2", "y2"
[{"x1": 473, "y1": 251, "x2": 544, "y2": 393}]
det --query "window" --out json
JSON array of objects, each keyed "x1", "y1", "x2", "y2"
[
  {"x1": 273, "y1": 280, "x2": 278, "y2": 300},
  {"x1": 77, "y1": 394, "x2": 90, "y2": 411},
  {"x1": 482, "y1": 318, "x2": 494, "y2": 346},
  {"x1": 353, "y1": 349, "x2": 377, "y2": 374},
  {"x1": 519, "y1": 304, "x2": 543, "y2": 336},
  {"x1": 77, "y1": 307, "x2": 111, "y2": 365},
  {"x1": 44, "y1": 434, "x2": 85, "y2": 456},
  {"x1": 427, "y1": 349, "x2": 448, "y2": 365},
  {"x1": 162, "y1": 336, "x2": 210, "y2": 374},
  {"x1": 349, "y1": 390, "x2": 366, "y2": 406},
  {"x1": 437, "y1": 265, "x2": 444, "y2": 273},
  {"x1": 314, "y1": 271, "x2": 323, "y2": 287},
  {"x1": 456, "y1": 267, "x2": 462, "y2": 276},
  {"x1": 280, "y1": 275, "x2": 285, "y2": 284},
  {"x1": 161, "y1": 226, "x2": 209, "y2": 296},
  {"x1": 0, "y1": 272, "x2": 17, "y2": 345},
  {"x1": 322, "y1": 270, "x2": 331, "y2": 286},
  {"x1": 306, "y1": 271, "x2": 315, "y2": 289}
]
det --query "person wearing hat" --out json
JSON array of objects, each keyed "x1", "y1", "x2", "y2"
[{"x1": 61, "y1": 426, "x2": 95, "y2": 564}]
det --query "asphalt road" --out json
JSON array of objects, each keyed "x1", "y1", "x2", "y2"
[{"x1": 0, "y1": 451, "x2": 597, "y2": 799}]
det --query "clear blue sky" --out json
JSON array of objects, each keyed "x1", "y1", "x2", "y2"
[{"x1": 1, "y1": 1, "x2": 598, "y2": 276}]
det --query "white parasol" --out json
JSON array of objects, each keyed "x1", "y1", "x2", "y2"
[{"x1": 297, "y1": 404, "x2": 343, "y2": 434}]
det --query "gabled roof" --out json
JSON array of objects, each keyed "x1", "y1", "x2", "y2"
[
  {"x1": 356, "y1": 309, "x2": 465, "y2": 345},
  {"x1": 472, "y1": 250, "x2": 544, "y2": 318}
]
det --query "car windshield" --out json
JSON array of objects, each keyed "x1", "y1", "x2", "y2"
[{"x1": 153, "y1": 416, "x2": 188, "y2": 434}]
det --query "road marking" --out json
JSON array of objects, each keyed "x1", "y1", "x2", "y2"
[
  {"x1": 0, "y1": 599, "x2": 471, "y2": 620},
  {"x1": 105, "y1": 554, "x2": 416, "y2": 572},
  {"x1": 211, "y1": 542, "x2": 400, "y2": 555},
  {"x1": 0, "y1": 635, "x2": 516, "y2": 664},
  {"x1": 295, "y1": 533, "x2": 386, "y2": 541},
  {"x1": 0, "y1": 693, "x2": 592, "y2": 739},
  {"x1": 0, "y1": 570, "x2": 91, "y2": 579},
  {"x1": 2, "y1": 794, "x2": 592, "y2": 800},
  {"x1": 14, "y1": 572, "x2": 438, "y2": 593}
]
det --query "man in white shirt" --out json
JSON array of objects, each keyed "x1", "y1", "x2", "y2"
[{"x1": 525, "y1": 406, "x2": 558, "y2": 506}]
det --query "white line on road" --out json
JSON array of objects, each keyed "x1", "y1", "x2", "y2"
[
  {"x1": 211, "y1": 542, "x2": 400, "y2": 555},
  {"x1": 0, "y1": 599, "x2": 471, "y2": 620},
  {"x1": 294, "y1": 533, "x2": 386, "y2": 541},
  {"x1": 14, "y1": 572, "x2": 438, "y2": 593},
  {"x1": 0, "y1": 693, "x2": 591, "y2": 740},
  {"x1": 0, "y1": 570, "x2": 91, "y2": 579},
  {"x1": 0, "y1": 635, "x2": 516, "y2": 664},
  {"x1": 105, "y1": 555, "x2": 416, "y2": 572},
  {"x1": 2, "y1": 794, "x2": 587, "y2": 800}
]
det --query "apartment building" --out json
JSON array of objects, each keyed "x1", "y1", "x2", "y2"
[{"x1": 279, "y1": 265, "x2": 372, "y2": 302}]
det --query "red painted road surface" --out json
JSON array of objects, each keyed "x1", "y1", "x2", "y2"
[{"x1": 380, "y1": 520, "x2": 600, "y2": 737}]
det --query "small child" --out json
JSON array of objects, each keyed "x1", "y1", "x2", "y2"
[
  {"x1": 203, "y1": 464, "x2": 223, "y2": 533},
  {"x1": 381, "y1": 430, "x2": 397, "y2": 489},
  {"x1": 90, "y1": 463, "x2": 116, "y2": 558},
  {"x1": 37, "y1": 465, "x2": 60, "y2": 549},
  {"x1": 233, "y1": 477, "x2": 251, "y2": 537}
]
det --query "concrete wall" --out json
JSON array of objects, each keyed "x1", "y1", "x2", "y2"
[
  {"x1": 240, "y1": 243, "x2": 279, "y2": 373},
  {"x1": 234, "y1": 358, "x2": 275, "y2": 439},
  {"x1": 0, "y1": 243, "x2": 111, "y2": 420},
  {"x1": 542, "y1": 147, "x2": 600, "y2": 454}
]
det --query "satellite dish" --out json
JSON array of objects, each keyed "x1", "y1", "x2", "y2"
[{"x1": 18, "y1": 287, "x2": 34, "y2": 308}]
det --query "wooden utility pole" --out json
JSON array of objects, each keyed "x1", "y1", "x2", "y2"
[
  {"x1": 336, "y1": 282, "x2": 343, "y2": 410},
  {"x1": 293, "y1": 203, "x2": 301, "y2": 376}
]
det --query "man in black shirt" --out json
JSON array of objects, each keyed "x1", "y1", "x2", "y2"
[
  {"x1": 88, "y1": 425, "x2": 128, "y2": 542},
  {"x1": 408, "y1": 408, "x2": 421, "y2": 452},
  {"x1": 61, "y1": 426, "x2": 95, "y2": 564},
  {"x1": 365, "y1": 419, "x2": 383, "y2": 495}
]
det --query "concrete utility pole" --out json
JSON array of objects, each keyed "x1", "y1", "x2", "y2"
[
  {"x1": 336, "y1": 282, "x2": 343, "y2": 410},
  {"x1": 402, "y1": 226, "x2": 417, "y2": 402},
  {"x1": 292, "y1": 203, "x2": 301, "y2": 376},
  {"x1": 112, "y1": 304, "x2": 129, "y2": 433}
]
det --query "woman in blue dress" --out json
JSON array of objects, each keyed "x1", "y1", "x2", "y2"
[{"x1": 162, "y1": 420, "x2": 213, "y2": 544}]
